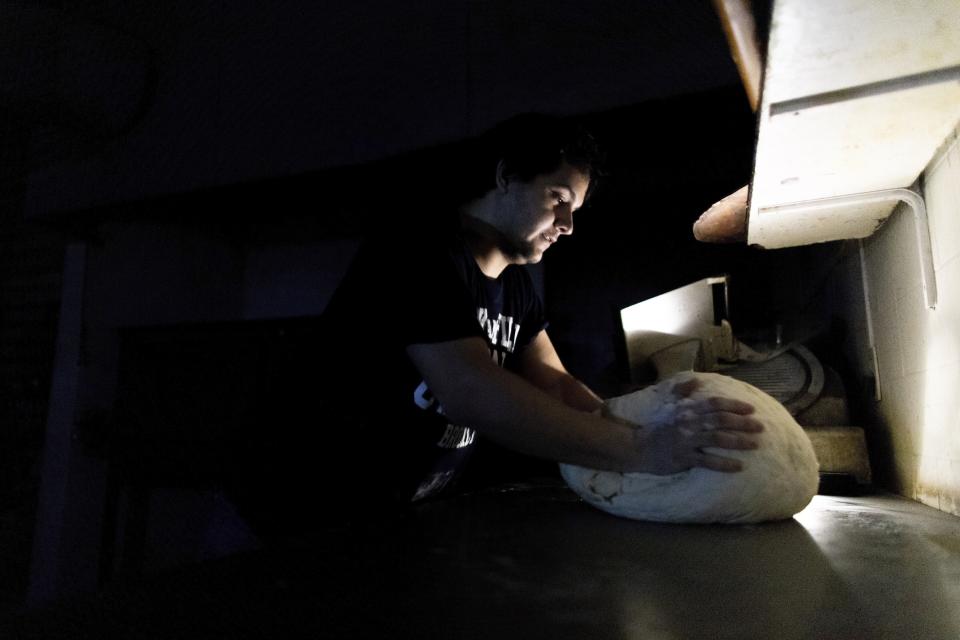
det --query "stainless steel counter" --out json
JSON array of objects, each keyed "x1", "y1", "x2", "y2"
[{"x1": 5, "y1": 482, "x2": 960, "y2": 639}]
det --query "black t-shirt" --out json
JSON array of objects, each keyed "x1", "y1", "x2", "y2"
[{"x1": 323, "y1": 229, "x2": 546, "y2": 503}]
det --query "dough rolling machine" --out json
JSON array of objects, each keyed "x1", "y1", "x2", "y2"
[{"x1": 619, "y1": 276, "x2": 872, "y2": 491}]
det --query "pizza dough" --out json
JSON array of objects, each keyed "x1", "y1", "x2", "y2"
[
  {"x1": 692, "y1": 184, "x2": 748, "y2": 243},
  {"x1": 559, "y1": 372, "x2": 819, "y2": 524}
]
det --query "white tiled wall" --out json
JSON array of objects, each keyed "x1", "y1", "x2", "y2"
[{"x1": 855, "y1": 125, "x2": 960, "y2": 515}]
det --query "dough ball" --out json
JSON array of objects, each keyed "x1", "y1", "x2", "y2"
[{"x1": 560, "y1": 372, "x2": 819, "y2": 524}]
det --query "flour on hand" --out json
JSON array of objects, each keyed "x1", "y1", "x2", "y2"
[{"x1": 560, "y1": 372, "x2": 820, "y2": 524}]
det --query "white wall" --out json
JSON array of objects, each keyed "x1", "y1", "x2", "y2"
[{"x1": 850, "y1": 125, "x2": 960, "y2": 515}]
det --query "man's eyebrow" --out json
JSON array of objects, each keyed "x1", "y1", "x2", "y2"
[{"x1": 552, "y1": 183, "x2": 581, "y2": 209}]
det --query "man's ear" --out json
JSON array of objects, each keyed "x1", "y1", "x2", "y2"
[{"x1": 495, "y1": 160, "x2": 510, "y2": 192}]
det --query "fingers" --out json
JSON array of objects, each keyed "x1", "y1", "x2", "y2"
[
  {"x1": 670, "y1": 378, "x2": 702, "y2": 399},
  {"x1": 688, "y1": 426, "x2": 761, "y2": 474},
  {"x1": 702, "y1": 396, "x2": 755, "y2": 415},
  {"x1": 711, "y1": 413, "x2": 764, "y2": 432},
  {"x1": 695, "y1": 429, "x2": 760, "y2": 451},
  {"x1": 668, "y1": 384, "x2": 753, "y2": 419},
  {"x1": 639, "y1": 387, "x2": 765, "y2": 474},
  {"x1": 680, "y1": 423, "x2": 762, "y2": 475},
  {"x1": 678, "y1": 411, "x2": 764, "y2": 433}
]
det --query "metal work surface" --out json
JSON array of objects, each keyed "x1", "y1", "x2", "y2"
[{"x1": 5, "y1": 483, "x2": 960, "y2": 638}]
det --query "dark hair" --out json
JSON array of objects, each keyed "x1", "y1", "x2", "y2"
[{"x1": 466, "y1": 113, "x2": 605, "y2": 202}]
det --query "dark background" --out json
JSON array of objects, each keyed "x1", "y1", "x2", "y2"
[{"x1": 2, "y1": 0, "x2": 856, "y2": 610}]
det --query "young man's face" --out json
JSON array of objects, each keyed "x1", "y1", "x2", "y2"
[{"x1": 497, "y1": 162, "x2": 590, "y2": 265}]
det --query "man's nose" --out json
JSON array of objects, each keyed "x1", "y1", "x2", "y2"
[{"x1": 556, "y1": 206, "x2": 574, "y2": 235}]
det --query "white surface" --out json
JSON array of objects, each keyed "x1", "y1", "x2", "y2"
[
  {"x1": 619, "y1": 277, "x2": 730, "y2": 380},
  {"x1": 838, "y1": 126, "x2": 960, "y2": 515},
  {"x1": 763, "y1": 0, "x2": 960, "y2": 102},
  {"x1": 748, "y1": 0, "x2": 960, "y2": 248}
]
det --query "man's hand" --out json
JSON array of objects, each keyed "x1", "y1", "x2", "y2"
[{"x1": 627, "y1": 377, "x2": 763, "y2": 475}]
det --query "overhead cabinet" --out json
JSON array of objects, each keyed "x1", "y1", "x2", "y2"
[{"x1": 748, "y1": 0, "x2": 960, "y2": 249}]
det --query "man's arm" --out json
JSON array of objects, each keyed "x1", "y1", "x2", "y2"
[
  {"x1": 516, "y1": 330, "x2": 603, "y2": 413},
  {"x1": 406, "y1": 337, "x2": 763, "y2": 474}
]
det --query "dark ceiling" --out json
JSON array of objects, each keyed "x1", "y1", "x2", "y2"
[{"x1": 4, "y1": 1, "x2": 751, "y2": 218}]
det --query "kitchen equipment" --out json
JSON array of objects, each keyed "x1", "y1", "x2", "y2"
[{"x1": 620, "y1": 277, "x2": 872, "y2": 489}]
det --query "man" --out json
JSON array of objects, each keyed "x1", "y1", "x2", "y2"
[{"x1": 322, "y1": 114, "x2": 762, "y2": 508}]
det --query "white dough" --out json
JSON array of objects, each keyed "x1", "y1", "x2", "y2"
[{"x1": 560, "y1": 371, "x2": 819, "y2": 524}]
